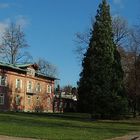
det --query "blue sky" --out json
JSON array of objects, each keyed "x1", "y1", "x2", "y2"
[{"x1": 0, "y1": 0, "x2": 139, "y2": 87}]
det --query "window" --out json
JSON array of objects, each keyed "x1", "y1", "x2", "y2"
[
  {"x1": 54, "y1": 102, "x2": 57, "y2": 108},
  {"x1": 27, "y1": 68, "x2": 35, "y2": 76},
  {"x1": 59, "y1": 102, "x2": 63, "y2": 108},
  {"x1": 0, "y1": 75, "x2": 7, "y2": 86},
  {"x1": 47, "y1": 98, "x2": 51, "y2": 108},
  {"x1": 36, "y1": 83, "x2": 41, "y2": 92},
  {"x1": 36, "y1": 96, "x2": 40, "y2": 106},
  {"x1": 16, "y1": 95, "x2": 20, "y2": 105},
  {"x1": 0, "y1": 94, "x2": 4, "y2": 105},
  {"x1": 47, "y1": 85, "x2": 52, "y2": 93},
  {"x1": 27, "y1": 96, "x2": 31, "y2": 105},
  {"x1": 47, "y1": 98, "x2": 50, "y2": 104},
  {"x1": 27, "y1": 81, "x2": 32, "y2": 92},
  {"x1": 16, "y1": 79, "x2": 22, "y2": 89}
]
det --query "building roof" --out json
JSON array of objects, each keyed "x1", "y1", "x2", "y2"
[
  {"x1": 0, "y1": 62, "x2": 58, "y2": 80},
  {"x1": 16, "y1": 63, "x2": 32, "y2": 67},
  {"x1": 0, "y1": 62, "x2": 27, "y2": 72},
  {"x1": 16, "y1": 63, "x2": 39, "y2": 70}
]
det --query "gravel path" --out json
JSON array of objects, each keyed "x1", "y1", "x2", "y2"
[
  {"x1": 0, "y1": 132, "x2": 140, "y2": 140},
  {"x1": 106, "y1": 132, "x2": 140, "y2": 140},
  {"x1": 0, "y1": 135, "x2": 37, "y2": 140}
]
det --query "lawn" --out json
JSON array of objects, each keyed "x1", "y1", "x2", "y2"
[{"x1": 0, "y1": 112, "x2": 140, "y2": 140}]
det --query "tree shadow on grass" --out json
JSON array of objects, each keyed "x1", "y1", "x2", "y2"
[{"x1": 0, "y1": 112, "x2": 139, "y2": 132}]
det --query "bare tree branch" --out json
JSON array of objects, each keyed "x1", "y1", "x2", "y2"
[
  {"x1": 36, "y1": 58, "x2": 58, "y2": 77},
  {"x1": 112, "y1": 16, "x2": 129, "y2": 46},
  {"x1": 74, "y1": 16, "x2": 129, "y2": 61},
  {"x1": 0, "y1": 22, "x2": 31, "y2": 64}
]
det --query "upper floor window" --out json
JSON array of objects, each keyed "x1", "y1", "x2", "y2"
[
  {"x1": 36, "y1": 83, "x2": 41, "y2": 92},
  {"x1": 27, "y1": 68, "x2": 35, "y2": 76},
  {"x1": 0, "y1": 75, "x2": 7, "y2": 86},
  {"x1": 27, "y1": 81, "x2": 33, "y2": 92},
  {"x1": 47, "y1": 85, "x2": 52, "y2": 93},
  {"x1": 0, "y1": 94, "x2": 4, "y2": 105},
  {"x1": 16, "y1": 79, "x2": 22, "y2": 89}
]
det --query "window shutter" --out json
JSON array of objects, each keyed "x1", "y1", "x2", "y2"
[
  {"x1": 40, "y1": 84, "x2": 41, "y2": 92},
  {"x1": 47, "y1": 85, "x2": 49, "y2": 93},
  {"x1": 16, "y1": 79, "x2": 18, "y2": 88},
  {"x1": 20, "y1": 80, "x2": 22, "y2": 89},
  {"x1": 27, "y1": 81, "x2": 29, "y2": 91},
  {"x1": 50, "y1": 86, "x2": 52, "y2": 93},
  {"x1": 32, "y1": 81, "x2": 33, "y2": 91},
  {"x1": 5, "y1": 76, "x2": 7, "y2": 86}
]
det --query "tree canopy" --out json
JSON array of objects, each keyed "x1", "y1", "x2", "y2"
[{"x1": 78, "y1": 0, "x2": 128, "y2": 118}]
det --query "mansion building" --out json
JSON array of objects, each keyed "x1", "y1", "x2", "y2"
[{"x1": 0, "y1": 62, "x2": 56, "y2": 112}]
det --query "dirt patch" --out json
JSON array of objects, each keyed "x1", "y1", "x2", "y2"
[{"x1": 0, "y1": 135, "x2": 37, "y2": 140}]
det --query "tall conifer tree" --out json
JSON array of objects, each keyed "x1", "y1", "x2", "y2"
[{"x1": 78, "y1": 0, "x2": 127, "y2": 118}]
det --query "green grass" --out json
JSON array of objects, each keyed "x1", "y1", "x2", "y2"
[{"x1": 0, "y1": 112, "x2": 140, "y2": 140}]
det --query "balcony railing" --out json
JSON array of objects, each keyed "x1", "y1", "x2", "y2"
[{"x1": 26, "y1": 89, "x2": 37, "y2": 95}]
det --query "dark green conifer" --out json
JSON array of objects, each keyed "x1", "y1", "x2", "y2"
[{"x1": 78, "y1": 0, "x2": 128, "y2": 118}]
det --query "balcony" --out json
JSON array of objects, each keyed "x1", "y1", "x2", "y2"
[{"x1": 26, "y1": 89, "x2": 36, "y2": 95}]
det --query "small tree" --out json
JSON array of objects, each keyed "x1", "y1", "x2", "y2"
[{"x1": 0, "y1": 22, "x2": 32, "y2": 64}]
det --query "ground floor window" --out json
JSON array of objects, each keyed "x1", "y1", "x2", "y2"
[
  {"x1": 36, "y1": 96, "x2": 40, "y2": 106},
  {"x1": 27, "y1": 96, "x2": 31, "y2": 105},
  {"x1": 16, "y1": 95, "x2": 20, "y2": 105},
  {"x1": 0, "y1": 94, "x2": 4, "y2": 105},
  {"x1": 54, "y1": 102, "x2": 57, "y2": 108},
  {"x1": 59, "y1": 101, "x2": 63, "y2": 108}
]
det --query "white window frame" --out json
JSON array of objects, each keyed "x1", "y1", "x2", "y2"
[
  {"x1": 0, "y1": 94, "x2": 4, "y2": 105},
  {"x1": 36, "y1": 96, "x2": 40, "y2": 106},
  {"x1": 36, "y1": 83, "x2": 41, "y2": 92},
  {"x1": 0, "y1": 75, "x2": 7, "y2": 86},
  {"x1": 27, "y1": 96, "x2": 31, "y2": 105},
  {"x1": 27, "y1": 81, "x2": 33, "y2": 92},
  {"x1": 27, "y1": 68, "x2": 35, "y2": 76},
  {"x1": 16, "y1": 79, "x2": 22, "y2": 89},
  {"x1": 15, "y1": 95, "x2": 20, "y2": 105},
  {"x1": 47, "y1": 85, "x2": 52, "y2": 93}
]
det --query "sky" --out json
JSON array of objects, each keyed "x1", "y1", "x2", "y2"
[{"x1": 0, "y1": 0, "x2": 139, "y2": 87}]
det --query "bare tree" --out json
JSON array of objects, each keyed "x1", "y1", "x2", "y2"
[
  {"x1": 75, "y1": 29, "x2": 91, "y2": 62},
  {"x1": 75, "y1": 30, "x2": 91, "y2": 61},
  {"x1": 75, "y1": 16, "x2": 129, "y2": 61},
  {"x1": 125, "y1": 26, "x2": 140, "y2": 117},
  {"x1": 112, "y1": 16, "x2": 129, "y2": 47},
  {"x1": 62, "y1": 85, "x2": 73, "y2": 94},
  {"x1": 36, "y1": 58, "x2": 57, "y2": 77},
  {"x1": 0, "y1": 22, "x2": 32, "y2": 64}
]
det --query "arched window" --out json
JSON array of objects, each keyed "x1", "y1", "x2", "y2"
[{"x1": 36, "y1": 83, "x2": 41, "y2": 92}]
